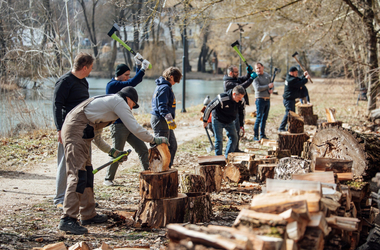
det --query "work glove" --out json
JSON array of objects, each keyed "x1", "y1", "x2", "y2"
[
  {"x1": 246, "y1": 65, "x2": 253, "y2": 74},
  {"x1": 109, "y1": 147, "x2": 127, "y2": 159},
  {"x1": 141, "y1": 59, "x2": 151, "y2": 70},
  {"x1": 239, "y1": 127, "x2": 245, "y2": 137},
  {"x1": 250, "y1": 72, "x2": 258, "y2": 80},
  {"x1": 133, "y1": 53, "x2": 143, "y2": 66},
  {"x1": 165, "y1": 113, "x2": 177, "y2": 130},
  {"x1": 152, "y1": 137, "x2": 169, "y2": 146}
]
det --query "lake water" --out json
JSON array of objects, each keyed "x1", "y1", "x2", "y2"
[{"x1": 0, "y1": 76, "x2": 284, "y2": 136}]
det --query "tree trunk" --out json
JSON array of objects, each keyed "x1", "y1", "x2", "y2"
[
  {"x1": 278, "y1": 133, "x2": 310, "y2": 156},
  {"x1": 184, "y1": 192, "x2": 212, "y2": 223},
  {"x1": 139, "y1": 169, "x2": 178, "y2": 199},
  {"x1": 309, "y1": 126, "x2": 380, "y2": 180},
  {"x1": 195, "y1": 165, "x2": 223, "y2": 193}
]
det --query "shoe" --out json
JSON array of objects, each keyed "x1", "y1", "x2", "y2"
[
  {"x1": 81, "y1": 214, "x2": 108, "y2": 226},
  {"x1": 278, "y1": 129, "x2": 287, "y2": 133},
  {"x1": 95, "y1": 202, "x2": 99, "y2": 208},
  {"x1": 235, "y1": 148, "x2": 244, "y2": 153},
  {"x1": 59, "y1": 217, "x2": 88, "y2": 235},
  {"x1": 56, "y1": 203, "x2": 63, "y2": 210},
  {"x1": 103, "y1": 180, "x2": 114, "y2": 186},
  {"x1": 260, "y1": 136, "x2": 269, "y2": 140},
  {"x1": 253, "y1": 136, "x2": 260, "y2": 141}
]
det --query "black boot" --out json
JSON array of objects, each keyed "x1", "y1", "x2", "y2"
[
  {"x1": 59, "y1": 216, "x2": 88, "y2": 235},
  {"x1": 81, "y1": 214, "x2": 108, "y2": 226}
]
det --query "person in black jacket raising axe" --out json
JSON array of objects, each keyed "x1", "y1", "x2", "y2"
[
  {"x1": 278, "y1": 66, "x2": 310, "y2": 132},
  {"x1": 223, "y1": 65, "x2": 257, "y2": 152}
]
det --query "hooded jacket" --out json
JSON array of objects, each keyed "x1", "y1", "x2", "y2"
[
  {"x1": 283, "y1": 74, "x2": 308, "y2": 100},
  {"x1": 203, "y1": 89, "x2": 245, "y2": 127},
  {"x1": 223, "y1": 73, "x2": 253, "y2": 105},
  {"x1": 151, "y1": 76, "x2": 176, "y2": 119}
]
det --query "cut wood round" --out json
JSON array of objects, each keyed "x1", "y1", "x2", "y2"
[
  {"x1": 320, "y1": 121, "x2": 343, "y2": 129},
  {"x1": 184, "y1": 192, "x2": 212, "y2": 223},
  {"x1": 257, "y1": 164, "x2": 276, "y2": 183},
  {"x1": 195, "y1": 165, "x2": 223, "y2": 193},
  {"x1": 148, "y1": 144, "x2": 171, "y2": 172},
  {"x1": 278, "y1": 133, "x2": 310, "y2": 156},
  {"x1": 288, "y1": 111, "x2": 304, "y2": 133},
  {"x1": 179, "y1": 174, "x2": 205, "y2": 193},
  {"x1": 309, "y1": 126, "x2": 380, "y2": 180},
  {"x1": 139, "y1": 169, "x2": 178, "y2": 199},
  {"x1": 223, "y1": 163, "x2": 250, "y2": 183},
  {"x1": 134, "y1": 193, "x2": 187, "y2": 228},
  {"x1": 297, "y1": 104, "x2": 318, "y2": 125}
]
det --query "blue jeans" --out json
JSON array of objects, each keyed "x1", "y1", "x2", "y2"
[
  {"x1": 279, "y1": 99, "x2": 296, "y2": 131},
  {"x1": 151, "y1": 115, "x2": 177, "y2": 168},
  {"x1": 106, "y1": 123, "x2": 149, "y2": 181},
  {"x1": 254, "y1": 98, "x2": 270, "y2": 138},
  {"x1": 212, "y1": 116, "x2": 238, "y2": 158},
  {"x1": 54, "y1": 142, "x2": 66, "y2": 205}
]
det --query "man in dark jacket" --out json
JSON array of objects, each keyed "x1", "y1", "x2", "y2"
[
  {"x1": 223, "y1": 65, "x2": 257, "y2": 152},
  {"x1": 151, "y1": 67, "x2": 182, "y2": 167},
  {"x1": 203, "y1": 85, "x2": 246, "y2": 159},
  {"x1": 104, "y1": 55, "x2": 151, "y2": 186},
  {"x1": 278, "y1": 66, "x2": 310, "y2": 132},
  {"x1": 53, "y1": 52, "x2": 94, "y2": 209}
]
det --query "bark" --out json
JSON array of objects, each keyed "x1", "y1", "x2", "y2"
[
  {"x1": 184, "y1": 192, "x2": 212, "y2": 223},
  {"x1": 78, "y1": 0, "x2": 99, "y2": 58},
  {"x1": 297, "y1": 104, "x2": 318, "y2": 125},
  {"x1": 278, "y1": 133, "x2": 310, "y2": 156},
  {"x1": 139, "y1": 169, "x2": 178, "y2": 200}
]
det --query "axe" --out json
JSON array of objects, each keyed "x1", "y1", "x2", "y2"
[
  {"x1": 269, "y1": 67, "x2": 280, "y2": 92},
  {"x1": 92, "y1": 149, "x2": 132, "y2": 174},
  {"x1": 231, "y1": 40, "x2": 250, "y2": 67},
  {"x1": 205, "y1": 127, "x2": 215, "y2": 153},
  {"x1": 292, "y1": 52, "x2": 313, "y2": 83},
  {"x1": 108, "y1": 23, "x2": 152, "y2": 69}
]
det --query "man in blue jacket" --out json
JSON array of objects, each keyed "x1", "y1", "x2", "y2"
[
  {"x1": 203, "y1": 85, "x2": 246, "y2": 159},
  {"x1": 150, "y1": 67, "x2": 182, "y2": 168},
  {"x1": 104, "y1": 55, "x2": 151, "y2": 186},
  {"x1": 278, "y1": 66, "x2": 310, "y2": 132}
]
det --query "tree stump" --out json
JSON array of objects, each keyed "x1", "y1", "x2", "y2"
[
  {"x1": 288, "y1": 111, "x2": 304, "y2": 133},
  {"x1": 184, "y1": 192, "x2": 212, "y2": 223},
  {"x1": 223, "y1": 163, "x2": 250, "y2": 183},
  {"x1": 134, "y1": 193, "x2": 187, "y2": 228},
  {"x1": 257, "y1": 164, "x2": 276, "y2": 183},
  {"x1": 278, "y1": 133, "x2": 310, "y2": 156},
  {"x1": 274, "y1": 149, "x2": 292, "y2": 159},
  {"x1": 148, "y1": 144, "x2": 171, "y2": 172},
  {"x1": 195, "y1": 165, "x2": 223, "y2": 193},
  {"x1": 297, "y1": 104, "x2": 318, "y2": 125},
  {"x1": 139, "y1": 169, "x2": 178, "y2": 199},
  {"x1": 309, "y1": 126, "x2": 380, "y2": 180},
  {"x1": 179, "y1": 174, "x2": 205, "y2": 193}
]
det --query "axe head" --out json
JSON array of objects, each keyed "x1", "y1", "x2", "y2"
[
  {"x1": 274, "y1": 68, "x2": 281, "y2": 74},
  {"x1": 292, "y1": 51, "x2": 298, "y2": 57},
  {"x1": 107, "y1": 23, "x2": 121, "y2": 37},
  {"x1": 231, "y1": 40, "x2": 240, "y2": 48}
]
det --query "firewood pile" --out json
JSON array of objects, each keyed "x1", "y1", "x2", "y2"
[{"x1": 34, "y1": 241, "x2": 116, "y2": 250}]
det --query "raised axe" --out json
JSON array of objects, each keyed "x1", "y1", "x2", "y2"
[
  {"x1": 92, "y1": 149, "x2": 132, "y2": 174},
  {"x1": 292, "y1": 51, "x2": 313, "y2": 83},
  {"x1": 108, "y1": 23, "x2": 152, "y2": 69},
  {"x1": 269, "y1": 67, "x2": 281, "y2": 92},
  {"x1": 231, "y1": 40, "x2": 250, "y2": 67}
]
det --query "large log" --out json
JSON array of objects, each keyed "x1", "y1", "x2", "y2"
[
  {"x1": 308, "y1": 126, "x2": 380, "y2": 180},
  {"x1": 179, "y1": 174, "x2": 205, "y2": 193},
  {"x1": 288, "y1": 111, "x2": 304, "y2": 133},
  {"x1": 297, "y1": 104, "x2": 318, "y2": 125},
  {"x1": 195, "y1": 165, "x2": 223, "y2": 193},
  {"x1": 277, "y1": 133, "x2": 310, "y2": 156},
  {"x1": 314, "y1": 157, "x2": 353, "y2": 173},
  {"x1": 223, "y1": 163, "x2": 250, "y2": 183},
  {"x1": 139, "y1": 169, "x2": 178, "y2": 199},
  {"x1": 134, "y1": 193, "x2": 187, "y2": 228},
  {"x1": 184, "y1": 192, "x2": 212, "y2": 223},
  {"x1": 148, "y1": 144, "x2": 171, "y2": 172}
]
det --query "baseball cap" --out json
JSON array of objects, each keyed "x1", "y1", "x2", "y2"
[{"x1": 117, "y1": 86, "x2": 139, "y2": 109}]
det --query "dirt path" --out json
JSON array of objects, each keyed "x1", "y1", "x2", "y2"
[{"x1": 0, "y1": 119, "x2": 205, "y2": 213}]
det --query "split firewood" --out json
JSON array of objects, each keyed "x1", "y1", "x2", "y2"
[
  {"x1": 68, "y1": 242, "x2": 91, "y2": 250},
  {"x1": 325, "y1": 216, "x2": 360, "y2": 231},
  {"x1": 288, "y1": 111, "x2": 304, "y2": 133},
  {"x1": 292, "y1": 172, "x2": 335, "y2": 184},
  {"x1": 148, "y1": 143, "x2": 170, "y2": 172},
  {"x1": 297, "y1": 228, "x2": 324, "y2": 250},
  {"x1": 279, "y1": 209, "x2": 308, "y2": 241},
  {"x1": 320, "y1": 197, "x2": 340, "y2": 212},
  {"x1": 41, "y1": 242, "x2": 67, "y2": 250},
  {"x1": 227, "y1": 152, "x2": 255, "y2": 164},
  {"x1": 139, "y1": 169, "x2": 178, "y2": 199},
  {"x1": 179, "y1": 174, "x2": 206, "y2": 193},
  {"x1": 307, "y1": 212, "x2": 331, "y2": 236},
  {"x1": 325, "y1": 108, "x2": 336, "y2": 123},
  {"x1": 195, "y1": 165, "x2": 223, "y2": 193},
  {"x1": 266, "y1": 178, "x2": 322, "y2": 196},
  {"x1": 223, "y1": 163, "x2": 250, "y2": 183},
  {"x1": 93, "y1": 242, "x2": 112, "y2": 250}
]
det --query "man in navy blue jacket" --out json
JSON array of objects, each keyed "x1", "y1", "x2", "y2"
[
  {"x1": 150, "y1": 67, "x2": 182, "y2": 168},
  {"x1": 104, "y1": 56, "x2": 151, "y2": 186},
  {"x1": 203, "y1": 85, "x2": 246, "y2": 159},
  {"x1": 278, "y1": 66, "x2": 310, "y2": 132}
]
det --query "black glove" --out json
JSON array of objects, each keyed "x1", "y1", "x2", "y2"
[{"x1": 246, "y1": 65, "x2": 253, "y2": 74}]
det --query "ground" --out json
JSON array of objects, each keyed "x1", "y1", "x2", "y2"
[{"x1": 0, "y1": 78, "x2": 370, "y2": 249}]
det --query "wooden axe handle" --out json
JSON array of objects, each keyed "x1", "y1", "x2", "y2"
[{"x1": 292, "y1": 56, "x2": 313, "y2": 83}]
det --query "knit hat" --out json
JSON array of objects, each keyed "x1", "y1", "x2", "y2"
[
  {"x1": 115, "y1": 64, "x2": 130, "y2": 77},
  {"x1": 117, "y1": 86, "x2": 139, "y2": 109},
  {"x1": 289, "y1": 66, "x2": 298, "y2": 72}
]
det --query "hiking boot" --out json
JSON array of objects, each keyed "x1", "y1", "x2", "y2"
[
  {"x1": 81, "y1": 214, "x2": 108, "y2": 226},
  {"x1": 235, "y1": 148, "x2": 244, "y2": 153},
  {"x1": 103, "y1": 180, "x2": 114, "y2": 186},
  {"x1": 59, "y1": 217, "x2": 88, "y2": 235},
  {"x1": 260, "y1": 136, "x2": 269, "y2": 140}
]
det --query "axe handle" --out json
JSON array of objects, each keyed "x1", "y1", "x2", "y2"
[
  {"x1": 92, "y1": 149, "x2": 132, "y2": 174},
  {"x1": 232, "y1": 46, "x2": 249, "y2": 66},
  {"x1": 205, "y1": 128, "x2": 214, "y2": 148},
  {"x1": 292, "y1": 56, "x2": 313, "y2": 83}
]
